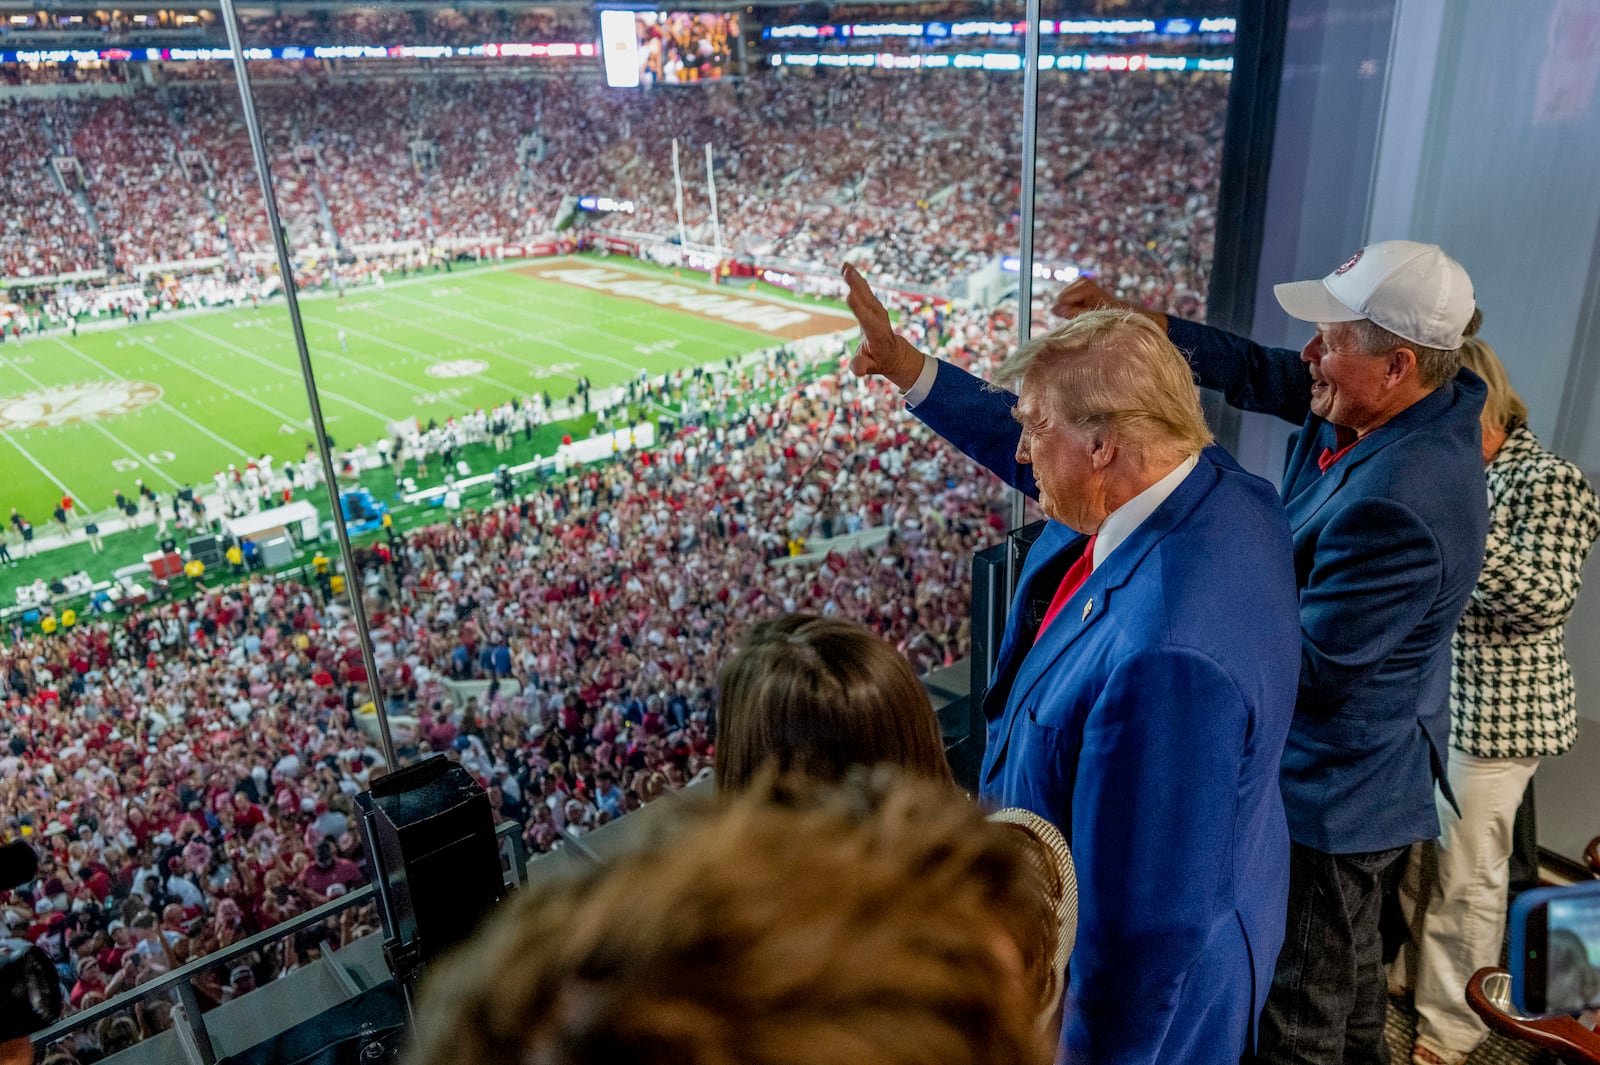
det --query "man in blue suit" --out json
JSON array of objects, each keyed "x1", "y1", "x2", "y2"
[
  {"x1": 1056, "y1": 241, "x2": 1489, "y2": 1065},
  {"x1": 843, "y1": 264, "x2": 1302, "y2": 1065}
]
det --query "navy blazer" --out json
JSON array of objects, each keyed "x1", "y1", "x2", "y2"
[
  {"x1": 1168, "y1": 317, "x2": 1489, "y2": 853},
  {"x1": 913, "y1": 360, "x2": 1301, "y2": 1065}
]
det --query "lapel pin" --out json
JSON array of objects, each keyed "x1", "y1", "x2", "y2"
[{"x1": 1082, "y1": 598, "x2": 1093, "y2": 621}]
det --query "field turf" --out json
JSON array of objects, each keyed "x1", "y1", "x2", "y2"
[{"x1": 0, "y1": 256, "x2": 847, "y2": 526}]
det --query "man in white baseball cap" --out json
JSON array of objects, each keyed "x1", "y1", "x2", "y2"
[
  {"x1": 1053, "y1": 242, "x2": 1489, "y2": 1065},
  {"x1": 1272, "y1": 240, "x2": 1477, "y2": 350}
]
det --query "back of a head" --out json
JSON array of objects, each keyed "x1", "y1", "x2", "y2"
[
  {"x1": 408, "y1": 777, "x2": 1054, "y2": 1065},
  {"x1": 715, "y1": 615, "x2": 953, "y2": 793},
  {"x1": 1457, "y1": 336, "x2": 1527, "y2": 433},
  {"x1": 992, "y1": 309, "x2": 1212, "y2": 460}
]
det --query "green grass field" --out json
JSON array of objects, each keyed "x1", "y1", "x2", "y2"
[{"x1": 0, "y1": 256, "x2": 852, "y2": 525}]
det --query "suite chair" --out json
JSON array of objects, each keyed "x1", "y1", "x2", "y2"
[
  {"x1": 1463, "y1": 834, "x2": 1600, "y2": 1064},
  {"x1": 1466, "y1": 968, "x2": 1600, "y2": 1064}
]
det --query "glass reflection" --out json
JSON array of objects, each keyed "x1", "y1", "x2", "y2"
[
  {"x1": 3, "y1": 0, "x2": 1239, "y2": 1049},
  {"x1": 1028, "y1": 0, "x2": 1240, "y2": 331}
]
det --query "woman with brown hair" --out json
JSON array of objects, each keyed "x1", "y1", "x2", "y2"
[
  {"x1": 407, "y1": 777, "x2": 1056, "y2": 1065},
  {"x1": 713, "y1": 614, "x2": 953, "y2": 794},
  {"x1": 714, "y1": 614, "x2": 1074, "y2": 1032}
]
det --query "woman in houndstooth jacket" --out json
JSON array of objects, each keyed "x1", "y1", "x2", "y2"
[{"x1": 1411, "y1": 339, "x2": 1600, "y2": 1065}]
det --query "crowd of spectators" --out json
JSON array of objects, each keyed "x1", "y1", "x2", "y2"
[
  {"x1": 0, "y1": 6, "x2": 598, "y2": 47},
  {"x1": 2, "y1": 298, "x2": 1017, "y2": 1047},
  {"x1": 2, "y1": 65, "x2": 1225, "y2": 321},
  {"x1": 0, "y1": 40, "x2": 1222, "y2": 1049},
  {"x1": 0, "y1": 99, "x2": 101, "y2": 280}
]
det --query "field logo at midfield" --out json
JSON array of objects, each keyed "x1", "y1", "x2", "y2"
[
  {"x1": 520, "y1": 262, "x2": 855, "y2": 339},
  {"x1": 0, "y1": 381, "x2": 161, "y2": 430},
  {"x1": 426, "y1": 359, "x2": 489, "y2": 379}
]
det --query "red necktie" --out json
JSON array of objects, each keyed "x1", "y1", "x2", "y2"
[
  {"x1": 1038, "y1": 535, "x2": 1096, "y2": 637},
  {"x1": 1318, "y1": 427, "x2": 1360, "y2": 473}
]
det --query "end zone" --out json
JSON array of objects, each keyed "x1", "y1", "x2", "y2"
[{"x1": 516, "y1": 259, "x2": 856, "y2": 340}]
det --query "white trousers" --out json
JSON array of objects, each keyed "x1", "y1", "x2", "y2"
[{"x1": 1412, "y1": 748, "x2": 1539, "y2": 1057}]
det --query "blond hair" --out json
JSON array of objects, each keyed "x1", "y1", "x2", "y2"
[
  {"x1": 992, "y1": 309, "x2": 1212, "y2": 459},
  {"x1": 409, "y1": 777, "x2": 1055, "y2": 1065},
  {"x1": 1457, "y1": 336, "x2": 1527, "y2": 434}
]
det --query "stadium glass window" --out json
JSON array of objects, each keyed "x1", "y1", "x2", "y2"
[
  {"x1": 1029, "y1": 0, "x2": 1240, "y2": 327},
  {"x1": 4, "y1": 0, "x2": 1244, "y2": 1048},
  {"x1": 1, "y1": 34, "x2": 369, "y2": 1056},
  {"x1": 226, "y1": 0, "x2": 1030, "y2": 837}
]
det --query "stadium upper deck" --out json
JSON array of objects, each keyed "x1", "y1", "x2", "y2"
[{"x1": 2, "y1": 45, "x2": 1228, "y2": 319}]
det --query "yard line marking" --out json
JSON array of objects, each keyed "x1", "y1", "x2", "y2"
[
  {"x1": 377, "y1": 288, "x2": 643, "y2": 378},
  {"x1": 300, "y1": 315, "x2": 528, "y2": 396},
  {"x1": 163, "y1": 319, "x2": 394, "y2": 422},
  {"x1": 45, "y1": 337, "x2": 253, "y2": 461},
  {"x1": 0, "y1": 428, "x2": 83, "y2": 504},
  {"x1": 334, "y1": 295, "x2": 612, "y2": 382},
  {"x1": 467, "y1": 273, "x2": 751, "y2": 359},
  {"x1": 125, "y1": 336, "x2": 312, "y2": 427},
  {"x1": 446, "y1": 286, "x2": 710, "y2": 365},
  {"x1": 2, "y1": 354, "x2": 181, "y2": 488}
]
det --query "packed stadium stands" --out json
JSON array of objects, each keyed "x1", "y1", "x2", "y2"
[
  {"x1": 1, "y1": 65, "x2": 1225, "y2": 317},
  {"x1": 1, "y1": 13, "x2": 1231, "y2": 1050},
  {"x1": 1, "y1": 299, "x2": 1018, "y2": 1045}
]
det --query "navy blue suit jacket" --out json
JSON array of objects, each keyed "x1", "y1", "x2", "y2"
[
  {"x1": 1168, "y1": 317, "x2": 1489, "y2": 853},
  {"x1": 913, "y1": 360, "x2": 1301, "y2": 1065}
]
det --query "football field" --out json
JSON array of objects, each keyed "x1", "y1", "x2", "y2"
[{"x1": 0, "y1": 257, "x2": 856, "y2": 523}]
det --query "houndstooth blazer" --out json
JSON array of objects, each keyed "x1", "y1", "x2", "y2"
[{"x1": 1450, "y1": 425, "x2": 1600, "y2": 758}]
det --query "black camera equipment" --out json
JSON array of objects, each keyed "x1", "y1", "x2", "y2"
[
  {"x1": 355, "y1": 755, "x2": 505, "y2": 1015},
  {"x1": 0, "y1": 843, "x2": 61, "y2": 1058}
]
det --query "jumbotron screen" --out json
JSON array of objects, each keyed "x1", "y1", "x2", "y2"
[{"x1": 601, "y1": 9, "x2": 741, "y2": 87}]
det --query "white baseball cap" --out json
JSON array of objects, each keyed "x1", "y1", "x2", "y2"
[{"x1": 1274, "y1": 240, "x2": 1475, "y2": 350}]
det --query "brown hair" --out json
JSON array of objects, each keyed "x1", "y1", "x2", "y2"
[
  {"x1": 408, "y1": 777, "x2": 1055, "y2": 1065},
  {"x1": 1457, "y1": 336, "x2": 1527, "y2": 434},
  {"x1": 991, "y1": 309, "x2": 1213, "y2": 459},
  {"x1": 714, "y1": 615, "x2": 953, "y2": 794}
]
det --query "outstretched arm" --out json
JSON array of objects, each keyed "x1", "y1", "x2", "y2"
[
  {"x1": 841, "y1": 264, "x2": 1038, "y2": 497},
  {"x1": 1053, "y1": 276, "x2": 1312, "y2": 426}
]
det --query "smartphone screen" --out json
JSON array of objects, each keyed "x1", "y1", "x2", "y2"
[{"x1": 1512, "y1": 882, "x2": 1600, "y2": 1016}]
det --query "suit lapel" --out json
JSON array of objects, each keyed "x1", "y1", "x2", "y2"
[
  {"x1": 985, "y1": 521, "x2": 1084, "y2": 718},
  {"x1": 1284, "y1": 386, "x2": 1457, "y2": 534},
  {"x1": 983, "y1": 454, "x2": 1219, "y2": 785},
  {"x1": 981, "y1": 522, "x2": 1088, "y2": 786},
  {"x1": 1284, "y1": 427, "x2": 1352, "y2": 533}
]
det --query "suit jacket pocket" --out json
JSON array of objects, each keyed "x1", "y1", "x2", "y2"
[
  {"x1": 1020, "y1": 707, "x2": 1074, "y2": 752},
  {"x1": 1292, "y1": 709, "x2": 1372, "y2": 753},
  {"x1": 1008, "y1": 710, "x2": 1077, "y2": 830}
]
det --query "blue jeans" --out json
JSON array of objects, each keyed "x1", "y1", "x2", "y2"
[{"x1": 1255, "y1": 841, "x2": 1409, "y2": 1065}]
